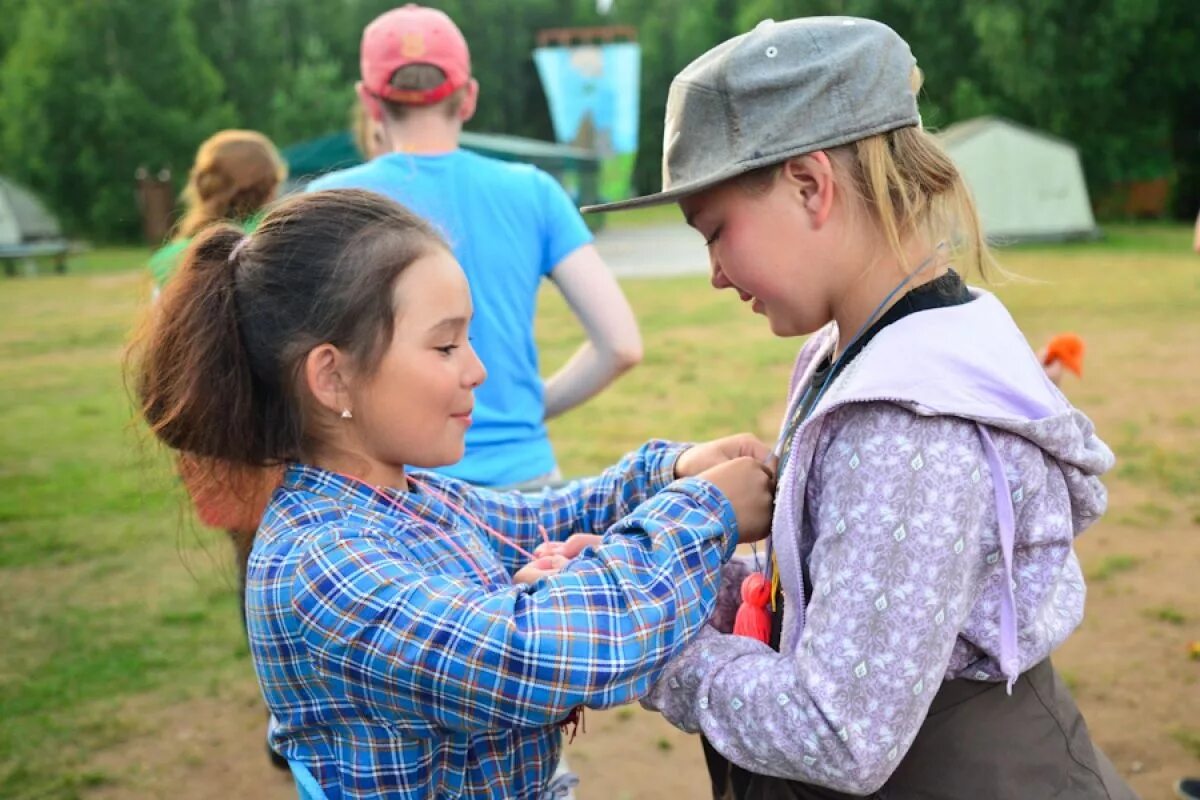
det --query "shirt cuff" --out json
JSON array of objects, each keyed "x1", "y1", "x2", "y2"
[
  {"x1": 643, "y1": 440, "x2": 692, "y2": 493},
  {"x1": 663, "y1": 475, "x2": 740, "y2": 561}
]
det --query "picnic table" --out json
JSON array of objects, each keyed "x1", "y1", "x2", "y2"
[{"x1": 0, "y1": 240, "x2": 71, "y2": 276}]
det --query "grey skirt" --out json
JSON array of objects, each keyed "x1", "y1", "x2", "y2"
[{"x1": 703, "y1": 658, "x2": 1139, "y2": 800}]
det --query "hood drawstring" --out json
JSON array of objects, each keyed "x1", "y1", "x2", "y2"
[{"x1": 977, "y1": 423, "x2": 1021, "y2": 693}]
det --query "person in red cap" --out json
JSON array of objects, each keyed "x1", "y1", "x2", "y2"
[{"x1": 310, "y1": 5, "x2": 643, "y2": 495}]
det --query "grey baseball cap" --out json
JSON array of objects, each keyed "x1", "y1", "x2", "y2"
[{"x1": 582, "y1": 17, "x2": 919, "y2": 213}]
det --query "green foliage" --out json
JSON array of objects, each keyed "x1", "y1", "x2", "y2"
[
  {"x1": 0, "y1": 0, "x2": 1197, "y2": 241},
  {"x1": 267, "y1": 36, "x2": 354, "y2": 144},
  {"x1": 0, "y1": 0, "x2": 234, "y2": 241},
  {"x1": 1171, "y1": 728, "x2": 1200, "y2": 760}
]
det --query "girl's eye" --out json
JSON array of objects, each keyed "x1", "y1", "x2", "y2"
[
  {"x1": 435, "y1": 345, "x2": 459, "y2": 355},
  {"x1": 704, "y1": 226, "x2": 723, "y2": 247}
]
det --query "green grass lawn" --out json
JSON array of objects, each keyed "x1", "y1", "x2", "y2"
[{"x1": 1, "y1": 224, "x2": 1197, "y2": 799}]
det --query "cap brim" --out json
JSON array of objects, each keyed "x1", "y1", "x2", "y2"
[
  {"x1": 581, "y1": 187, "x2": 691, "y2": 214},
  {"x1": 580, "y1": 168, "x2": 747, "y2": 214}
]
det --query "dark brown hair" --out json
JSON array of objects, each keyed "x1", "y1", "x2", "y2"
[
  {"x1": 381, "y1": 64, "x2": 467, "y2": 121},
  {"x1": 130, "y1": 189, "x2": 443, "y2": 467}
]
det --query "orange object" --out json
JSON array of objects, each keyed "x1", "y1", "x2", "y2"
[
  {"x1": 1042, "y1": 333, "x2": 1086, "y2": 377},
  {"x1": 177, "y1": 454, "x2": 283, "y2": 533}
]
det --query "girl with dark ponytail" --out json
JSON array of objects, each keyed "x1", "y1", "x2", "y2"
[{"x1": 129, "y1": 188, "x2": 776, "y2": 799}]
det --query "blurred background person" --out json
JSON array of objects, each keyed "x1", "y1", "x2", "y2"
[
  {"x1": 309, "y1": 5, "x2": 643, "y2": 492},
  {"x1": 145, "y1": 127, "x2": 290, "y2": 770}
]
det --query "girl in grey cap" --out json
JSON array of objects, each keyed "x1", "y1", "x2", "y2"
[{"x1": 587, "y1": 16, "x2": 1138, "y2": 800}]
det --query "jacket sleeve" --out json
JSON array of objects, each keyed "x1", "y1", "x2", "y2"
[
  {"x1": 290, "y1": 474, "x2": 740, "y2": 733},
  {"x1": 644, "y1": 406, "x2": 996, "y2": 794},
  {"x1": 462, "y1": 438, "x2": 688, "y2": 574}
]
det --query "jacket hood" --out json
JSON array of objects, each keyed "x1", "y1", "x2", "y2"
[
  {"x1": 802, "y1": 289, "x2": 1114, "y2": 533},
  {"x1": 774, "y1": 289, "x2": 1114, "y2": 684}
]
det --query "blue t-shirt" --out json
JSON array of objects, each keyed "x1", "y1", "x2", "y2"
[{"x1": 307, "y1": 150, "x2": 593, "y2": 486}]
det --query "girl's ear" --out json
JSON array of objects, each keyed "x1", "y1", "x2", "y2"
[
  {"x1": 304, "y1": 344, "x2": 351, "y2": 418},
  {"x1": 782, "y1": 151, "x2": 836, "y2": 229}
]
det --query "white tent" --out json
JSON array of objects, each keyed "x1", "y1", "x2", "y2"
[
  {"x1": 0, "y1": 175, "x2": 63, "y2": 247},
  {"x1": 937, "y1": 116, "x2": 1098, "y2": 243},
  {"x1": 0, "y1": 176, "x2": 69, "y2": 274}
]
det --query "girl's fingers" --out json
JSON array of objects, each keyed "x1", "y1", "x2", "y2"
[
  {"x1": 559, "y1": 534, "x2": 604, "y2": 559},
  {"x1": 535, "y1": 534, "x2": 603, "y2": 560},
  {"x1": 513, "y1": 554, "x2": 570, "y2": 585}
]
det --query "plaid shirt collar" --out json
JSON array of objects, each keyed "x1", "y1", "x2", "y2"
[{"x1": 282, "y1": 462, "x2": 462, "y2": 531}]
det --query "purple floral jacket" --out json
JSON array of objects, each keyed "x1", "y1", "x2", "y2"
[{"x1": 645, "y1": 290, "x2": 1114, "y2": 795}]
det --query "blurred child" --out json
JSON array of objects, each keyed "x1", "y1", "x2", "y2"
[
  {"x1": 145, "y1": 130, "x2": 288, "y2": 586},
  {"x1": 145, "y1": 130, "x2": 288, "y2": 552},
  {"x1": 589, "y1": 17, "x2": 1135, "y2": 799},
  {"x1": 148, "y1": 129, "x2": 286, "y2": 290},
  {"x1": 129, "y1": 188, "x2": 775, "y2": 798},
  {"x1": 143, "y1": 127, "x2": 290, "y2": 767}
]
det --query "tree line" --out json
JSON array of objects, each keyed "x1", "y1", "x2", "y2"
[{"x1": 1, "y1": 0, "x2": 1195, "y2": 241}]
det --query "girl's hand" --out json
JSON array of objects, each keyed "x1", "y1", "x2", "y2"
[
  {"x1": 513, "y1": 554, "x2": 569, "y2": 585},
  {"x1": 533, "y1": 533, "x2": 604, "y2": 560},
  {"x1": 1040, "y1": 348, "x2": 1065, "y2": 387},
  {"x1": 518, "y1": 534, "x2": 604, "y2": 584},
  {"x1": 675, "y1": 433, "x2": 774, "y2": 479},
  {"x1": 696, "y1": 456, "x2": 776, "y2": 544}
]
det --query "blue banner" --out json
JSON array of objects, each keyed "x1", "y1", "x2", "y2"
[{"x1": 533, "y1": 42, "x2": 640, "y2": 154}]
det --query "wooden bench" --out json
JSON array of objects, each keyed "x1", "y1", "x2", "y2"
[{"x1": 0, "y1": 241, "x2": 71, "y2": 276}]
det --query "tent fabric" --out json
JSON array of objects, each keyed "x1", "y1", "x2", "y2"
[
  {"x1": 937, "y1": 116, "x2": 1098, "y2": 243},
  {"x1": 0, "y1": 175, "x2": 63, "y2": 247}
]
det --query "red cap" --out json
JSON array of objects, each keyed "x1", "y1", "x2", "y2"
[{"x1": 360, "y1": 5, "x2": 471, "y2": 105}]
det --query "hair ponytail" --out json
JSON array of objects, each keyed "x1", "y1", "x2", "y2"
[
  {"x1": 837, "y1": 66, "x2": 997, "y2": 280},
  {"x1": 175, "y1": 130, "x2": 287, "y2": 240},
  {"x1": 131, "y1": 223, "x2": 274, "y2": 466},
  {"x1": 845, "y1": 126, "x2": 997, "y2": 281}
]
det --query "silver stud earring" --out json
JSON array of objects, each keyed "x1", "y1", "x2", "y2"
[{"x1": 340, "y1": 409, "x2": 353, "y2": 420}]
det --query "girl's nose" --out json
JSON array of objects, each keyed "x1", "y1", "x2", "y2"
[
  {"x1": 465, "y1": 345, "x2": 487, "y2": 388},
  {"x1": 710, "y1": 260, "x2": 732, "y2": 290}
]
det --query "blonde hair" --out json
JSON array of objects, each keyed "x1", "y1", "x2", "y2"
[
  {"x1": 352, "y1": 98, "x2": 386, "y2": 160},
  {"x1": 176, "y1": 130, "x2": 287, "y2": 240},
  {"x1": 743, "y1": 68, "x2": 997, "y2": 280}
]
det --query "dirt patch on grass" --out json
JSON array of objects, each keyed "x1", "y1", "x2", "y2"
[
  {"x1": 83, "y1": 683, "x2": 295, "y2": 800},
  {"x1": 75, "y1": 676, "x2": 712, "y2": 800}
]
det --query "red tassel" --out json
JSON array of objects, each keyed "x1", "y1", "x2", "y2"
[{"x1": 733, "y1": 573, "x2": 772, "y2": 644}]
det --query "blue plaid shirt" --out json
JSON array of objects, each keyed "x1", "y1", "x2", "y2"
[{"x1": 246, "y1": 440, "x2": 739, "y2": 799}]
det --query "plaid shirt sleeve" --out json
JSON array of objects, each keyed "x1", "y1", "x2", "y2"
[
  {"x1": 463, "y1": 438, "x2": 690, "y2": 574},
  {"x1": 290, "y1": 472, "x2": 739, "y2": 733}
]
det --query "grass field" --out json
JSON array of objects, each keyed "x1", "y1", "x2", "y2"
[{"x1": 1, "y1": 223, "x2": 1197, "y2": 799}]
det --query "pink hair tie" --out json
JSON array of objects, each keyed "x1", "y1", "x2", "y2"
[{"x1": 228, "y1": 235, "x2": 251, "y2": 264}]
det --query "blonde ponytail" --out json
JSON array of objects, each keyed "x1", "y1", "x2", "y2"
[{"x1": 840, "y1": 65, "x2": 996, "y2": 279}]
